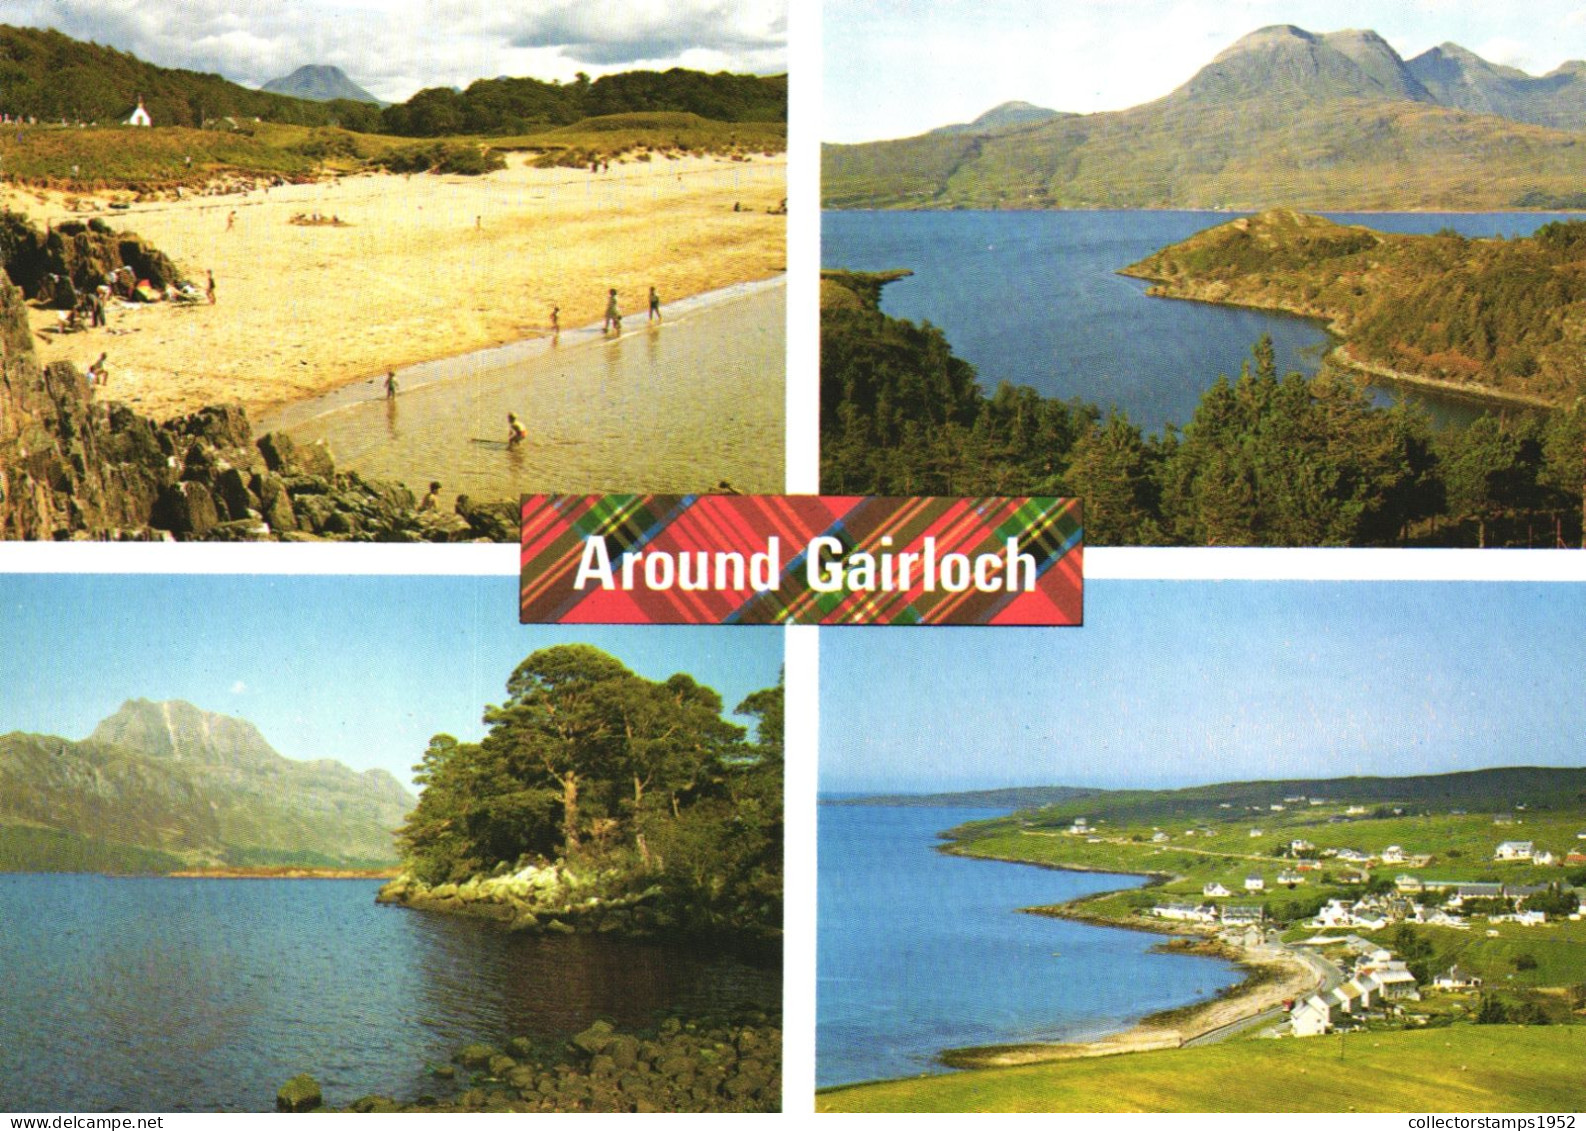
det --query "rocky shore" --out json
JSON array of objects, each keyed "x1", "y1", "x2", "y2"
[
  {"x1": 276, "y1": 1015, "x2": 782, "y2": 1113},
  {"x1": 377, "y1": 860, "x2": 693, "y2": 939}
]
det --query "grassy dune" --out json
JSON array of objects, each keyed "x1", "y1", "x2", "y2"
[{"x1": 818, "y1": 1025, "x2": 1586, "y2": 1112}]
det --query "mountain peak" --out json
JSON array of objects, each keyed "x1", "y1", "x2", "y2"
[
  {"x1": 1185, "y1": 24, "x2": 1427, "y2": 107},
  {"x1": 90, "y1": 698, "x2": 282, "y2": 769},
  {"x1": 260, "y1": 64, "x2": 382, "y2": 105}
]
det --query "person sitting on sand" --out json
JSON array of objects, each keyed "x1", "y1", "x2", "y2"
[
  {"x1": 604, "y1": 288, "x2": 620, "y2": 333},
  {"x1": 648, "y1": 286, "x2": 661, "y2": 323},
  {"x1": 507, "y1": 412, "x2": 527, "y2": 447},
  {"x1": 419, "y1": 481, "x2": 441, "y2": 511},
  {"x1": 385, "y1": 369, "x2": 398, "y2": 399},
  {"x1": 86, "y1": 352, "x2": 108, "y2": 386}
]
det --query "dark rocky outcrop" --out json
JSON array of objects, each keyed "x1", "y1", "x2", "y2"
[
  {"x1": 280, "y1": 1015, "x2": 782, "y2": 1113},
  {"x1": 0, "y1": 212, "x2": 185, "y2": 307}
]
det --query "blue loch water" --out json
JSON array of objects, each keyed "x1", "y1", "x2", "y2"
[
  {"x1": 817, "y1": 804, "x2": 1239, "y2": 1088},
  {"x1": 0, "y1": 875, "x2": 777, "y2": 1112},
  {"x1": 823, "y1": 210, "x2": 1574, "y2": 433}
]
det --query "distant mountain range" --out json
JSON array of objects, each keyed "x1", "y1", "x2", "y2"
[
  {"x1": 0, "y1": 699, "x2": 413, "y2": 870},
  {"x1": 262, "y1": 64, "x2": 383, "y2": 106},
  {"x1": 824, "y1": 25, "x2": 1586, "y2": 211}
]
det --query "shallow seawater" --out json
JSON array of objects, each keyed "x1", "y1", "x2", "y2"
[
  {"x1": 0, "y1": 875, "x2": 778, "y2": 1112},
  {"x1": 269, "y1": 281, "x2": 785, "y2": 503}
]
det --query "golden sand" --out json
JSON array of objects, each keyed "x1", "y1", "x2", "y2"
[{"x1": 10, "y1": 152, "x2": 785, "y2": 420}]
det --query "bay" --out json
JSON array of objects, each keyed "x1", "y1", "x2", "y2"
[
  {"x1": 0, "y1": 875, "x2": 777, "y2": 1112},
  {"x1": 816, "y1": 804, "x2": 1239, "y2": 1089},
  {"x1": 822, "y1": 210, "x2": 1577, "y2": 433}
]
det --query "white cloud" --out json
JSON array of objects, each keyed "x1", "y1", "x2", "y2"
[{"x1": 230, "y1": 680, "x2": 247, "y2": 695}]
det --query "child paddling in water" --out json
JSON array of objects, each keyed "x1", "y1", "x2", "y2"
[{"x1": 507, "y1": 412, "x2": 527, "y2": 447}]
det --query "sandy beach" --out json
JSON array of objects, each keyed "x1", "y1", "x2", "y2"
[{"x1": 8, "y1": 152, "x2": 785, "y2": 420}]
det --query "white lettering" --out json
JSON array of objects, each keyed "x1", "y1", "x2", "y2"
[
  {"x1": 807, "y1": 536, "x2": 845, "y2": 592},
  {"x1": 573, "y1": 536, "x2": 615, "y2": 589}
]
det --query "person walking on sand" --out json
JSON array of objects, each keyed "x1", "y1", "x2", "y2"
[
  {"x1": 604, "y1": 288, "x2": 620, "y2": 333},
  {"x1": 87, "y1": 352, "x2": 108, "y2": 386},
  {"x1": 385, "y1": 369, "x2": 398, "y2": 399},
  {"x1": 550, "y1": 304, "x2": 560, "y2": 335},
  {"x1": 206, "y1": 270, "x2": 216, "y2": 305},
  {"x1": 647, "y1": 286, "x2": 661, "y2": 323},
  {"x1": 226, "y1": 210, "x2": 236, "y2": 231},
  {"x1": 507, "y1": 412, "x2": 527, "y2": 447}
]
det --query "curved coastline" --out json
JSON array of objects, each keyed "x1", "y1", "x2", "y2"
[{"x1": 868, "y1": 838, "x2": 1322, "y2": 1076}]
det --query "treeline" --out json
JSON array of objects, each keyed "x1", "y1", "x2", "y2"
[
  {"x1": 821, "y1": 272, "x2": 1586, "y2": 547},
  {"x1": 396, "y1": 645, "x2": 781, "y2": 936},
  {"x1": 378, "y1": 71, "x2": 786, "y2": 137},
  {"x1": 0, "y1": 26, "x2": 783, "y2": 136},
  {"x1": 0, "y1": 24, "x2": 359, "y2": 128}
]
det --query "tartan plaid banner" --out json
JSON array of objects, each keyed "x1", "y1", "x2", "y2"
[{"x1": 520, "y1": 495, "x2": 1083, "y2": 625}]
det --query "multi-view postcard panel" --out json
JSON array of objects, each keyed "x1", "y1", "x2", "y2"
[
  {"x1": 0, "y1": 6, "x2": 786, "y2": 544},
  {"x1": 817, "y1": 580, "x2": 1586, "y2": 1112},
  {"x1": 820, "y1": 2, "x2": 1586, "y2": 549},
  {"x1": 0, "y1": 575, "x2": 785, "y2": 1112}
]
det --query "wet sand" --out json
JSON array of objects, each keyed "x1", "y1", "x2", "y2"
[{"x1": 11, "y1": 152, "x2": 785, "y2": 420}]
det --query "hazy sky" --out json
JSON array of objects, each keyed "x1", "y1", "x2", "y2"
[
  {"x1": 0, "y1": 573, "x2": 782, "y2": 791},
  {"x1": 824, "y1": 1, "x2": 1586, "y2": 142},
  {"x1": 6, "y1": 0, "x2": 787, "y2": 103},
  {"x1": 821, "y1": 580, "x2": 1586, "y2": 794}
]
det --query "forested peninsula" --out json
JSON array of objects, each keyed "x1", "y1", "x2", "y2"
[
  {"x1": 820, "y1": 270, "x2": 1586, "y2": 548},
  {"x1": 377, "y1": 645, "x2": 783, "y2": 944},
  {"x1": 1123, "y1": 210, "x2": 1586, "y2": 409}
]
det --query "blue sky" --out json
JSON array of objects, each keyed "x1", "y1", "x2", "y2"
[
  {"x1": 821, "y1": 580, "x2": 1586, "y2": 794},
  {"x1": 0, "y1": 574, "x2": 782, "y2": 791},
  {"x1": 5, "y1": 1, "x2": 787, "y2": 103},
  {"x1": 824, "y1": 1, "x2": 1586, "y2": 142}
]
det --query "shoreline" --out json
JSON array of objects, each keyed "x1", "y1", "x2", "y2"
[
  {"x1": 260, "y1": 274, "x2": 785, "y2": 433},
  {"x1": 856, "y1": 839, "x2": 1322, "y2": 1077},
  {"x1": 13, "y1": 153, "x2": 786, "y2": 421}
]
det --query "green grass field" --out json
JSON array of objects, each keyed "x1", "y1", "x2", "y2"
[{"x1": 817, "y1": 1025, "x2": 1586, "y2": 1112}]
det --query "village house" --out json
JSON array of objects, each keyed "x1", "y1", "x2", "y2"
[
  {"x1": 1220, "y1": 905, "x2": 1264, "y2": 927},
  {"x1": 1289, "y1": 838, "x2": 1315, "y2": 854},
  {"x1": 1150, "y1": 831, "x2": 1170, "y2": 843},
  {"x1": 1152, "y1": 902, "x2": 1216, "y2": 924},
  {"x1": 1395, "y1": 875, "x2": 1423, "y2": 893},
  {"x1": 1203, "y1": 882, "x2": 1231, "y2": 897},
  {"x1": 1432, "y1": 965, "x2": 1482, "y2": 992},
  {"x1": 1244, "y1": 875, "x2": 1265, "y2": 892},
  {"x1": 1380, "y1": 845, "x2": 1406, "y2": 864},
  {"x1": 126, "y1": 99, "x2": 151, "y2": 127},
  {"x1": 1495, "y1": 840, "x2": 1534, "y2": 861},
  {"x1": 1276, "y1": 870, "x2": 1305, "y2": 886},
  {"x1": 1532, "y1": 850, "x2": 1556, "y2": 866}
]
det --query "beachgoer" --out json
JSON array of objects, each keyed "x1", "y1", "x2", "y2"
[
  {"x1": 226, "y1": 210, "x2": 236, "y2": 231},
  {"x1": 648, "y1": 286, "x2": 661, "y2": 323},
  {"x1": 419, "y1": 482, "x2": 441, "y2": 512},
  {"x1": 86, "y1": 352, "x2": 108, "y2": 386},
  {"x1": 385, "y1": 369, "x2": 398, "y2": 399},
  {"x1": 604, "y1": 288, "x2": 620, "y2": 333},
  {"x1": 550, "y1": 305, "x2": 560, "y2": 334},
  {"x1": 507, "y1": 412, "x2": 527, "y2": 447},
  {"x1": 206, "y1": 270, "x2": 216, "y2": 305}
]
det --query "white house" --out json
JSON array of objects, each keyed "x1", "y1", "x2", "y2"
[
  {"x1": 1203, "y1": 882, "x2": 1231, "y2": 897},
  {"x1": 1277, "y1": 870, "x2": 1306, "y2": 886},
  {"x1": 1290, "y1": 994, "x2": 1332, "y2": 1037},
  {"x1": 1380, "y1": 845, "x2": 1406, "y2": 864},
  {"x1": 1244, "y1": 875, "x2": 1266, "y2": 892},
  {"x1": 1432, "y1": 965, "x2": 1482, "y2": 991},
  {"x1": 126, "y1": 99, "x2": 151, "y2": 127},
  {"x1": 1494, "y1": 840, "x2": 1534, "y2": 861},
  {"x1": 1153, "y1": 902, "x2": 1216, "y2": 924}
]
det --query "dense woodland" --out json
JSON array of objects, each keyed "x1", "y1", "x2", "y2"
[
  {"x1": 821, "y1": 272, "x2": 1586, "y2": 547},
  {"x1": 0, "y1": 25, "x2": 784, "y2": 134},
  {"x1": 396, "y1": 645, "x2": 782, "y2": 937}
]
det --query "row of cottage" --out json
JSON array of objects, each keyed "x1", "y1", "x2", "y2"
[
  {"x1": 1288, "y1": 939, "x2": 1482, "y2": 1037},
  {"x1": 1156, "y1": 881, "x2": 1575, "y2": 931}
]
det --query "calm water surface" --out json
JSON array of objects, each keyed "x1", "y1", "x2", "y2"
[
  {"x1": 817, "y1": 805, "x2": 1239, "y2": 1088},
  {"x1": 823, "y1": 210, "x2": 1576, "y2": 433},
  {"x1": 268, "y1": 281, "x2": 784, "y2": 503},
  {"x1": 0, "y1": 875, "x2": 777, "y2": 1112}
]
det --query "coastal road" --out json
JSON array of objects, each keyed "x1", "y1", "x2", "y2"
[{"x1": 1181, "y1": 940, "x2": 1346, "y2": 1049}]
